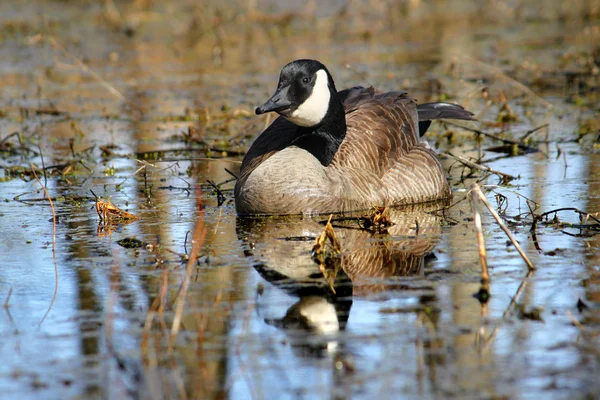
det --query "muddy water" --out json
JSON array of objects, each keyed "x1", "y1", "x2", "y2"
[{"x1": 1, "y1": 1, "x2": 599, "y2": 399}]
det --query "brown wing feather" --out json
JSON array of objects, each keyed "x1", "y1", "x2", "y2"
[
  {"x1": 333, "y1": 87, "x2": 419, "y2": 176},
  {"x1": 331, "y1": 86, "x2": 450, "y2": 206}
]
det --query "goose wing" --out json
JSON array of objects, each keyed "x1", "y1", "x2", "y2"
[
  {"x1": 331, "y1": 86, "x2": 453, "y2": 205},
  {"x1": 332, "y1": 86, "x2": 420, "y2": 176}
]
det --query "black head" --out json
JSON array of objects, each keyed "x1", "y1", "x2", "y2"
[{"x1": 255, "y1": 59, "x2": 337, "y2": 127}]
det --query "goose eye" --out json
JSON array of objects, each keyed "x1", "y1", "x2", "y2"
[{"x1": 302, "y1": 77, "x2": 310, "y2": 84}]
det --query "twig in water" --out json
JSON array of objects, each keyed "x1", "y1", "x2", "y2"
[
  {"x1": 527, "y1": 200, "x2": 543, "y2": 253},
  {"x1": 566, "y1": 310, "x2": 584, "y2": 329},
  {"x1": 481, "y1": 269, "x2": 534, "y2": 350},
  {"x1": 483, "y1": 185, "x2": 540, "y2": 220},
  {"x1": 206, "y1": 180, "x2": 226, "y2": 206},
  {"x1": 565, "y1": 310, "x2": 595, "y2": 338},
  {"x1": 444, "y1": 121, "x2": 545, "y2": 156},
  {"x1": 444, "y1": 152, "x2": 517, "y2": 183},
  {"x1": 518, "y1": 123, "x2": 550, "y2": 142},
  {"x1": 183, "y1": 231, "x2": 191, "y2": 255},
  {"x1": 502, "y1": 270, "x2": 535, "y2": 319},
  {"x1": 471, "y1": 184, "x2": 536, "y2": 271},
  {"x1": 443, "y1": 121, "x2": 520, "y2": 146},
  {"x1": 37, "y1": 144, "x2": 47, "y2": 188},
  {"x1": 171, "y1": 186, "x2": 207, "y2": 342},
  {"x1": 31, "y1": 166, "x2": 56, "y2": 244},
  {"x1": 141, "y1": 287, "x2": 163, "y2": 370},
  {"x1": 209, "y1": 206, "x2": 223, "y2": 246},
  {"x1": 31, "y1": 165, "x2": 59, "y2": 326},
  {"x1": 3, "y1": 288, "x2": 12, "y2": 308},
  {"x1": 224, "y1": 168, "x2": 239, "y2": 180},
  {"x1": 537, "y1": 207, "x2": 600, "y2": 225},
  {"x1": 557, "y1": 146, "x2": 569, "y2": 175},
  {"x1": 0, "y1": 132, "x2": 21, "y2": 147}
]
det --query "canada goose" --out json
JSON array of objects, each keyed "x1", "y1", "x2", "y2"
[{"x1": 235, "y1": 59, "x2": 475, "y2": 215}]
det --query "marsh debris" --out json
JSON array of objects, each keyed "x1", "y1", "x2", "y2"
[
  {"x1": 577, "y1": 298, "x2": 590, "y2": 313},
  {"x1": 117, "y1": 238, "x2": 147, "y2": 249},
  {"x1": 496, "y1": 98, "x2": 518, "y2": 123},
  {"x1": 515, "y1": 303, "x2": 544, "y2": 322},
  {"x1": 323, "y1": 206, "x2": 395, "y2": 233},
  {"x1": 470, "y1": 183, "x2": 536, "y2": 271},
  {"x1": 361, "y1": 206, "x2": 393, "y2": 233},
  {"x1": 312, "y1": 215, "x2": 342, "y2": 293},
  {"x1": 473, "y1": 287, "x2": 491, "y2": 304},
  {"x1": 533, "y1": 207, "x2": 600, "y2": 237},
  {"x1": 92, "y1": 191, "x2": 139, "y2": 223}
]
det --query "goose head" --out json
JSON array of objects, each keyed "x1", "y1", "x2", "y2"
[{"x1": 255, "y1": 59, "x2": 337, "y2": 128}]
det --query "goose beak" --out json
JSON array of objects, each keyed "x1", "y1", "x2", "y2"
[{"x1": 255, "y1": 86, "x2": 292, "y2": 115}]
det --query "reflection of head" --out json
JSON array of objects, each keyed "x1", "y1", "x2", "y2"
[
  {"x1": 269, "y1": 296, "x2": 340, "y2": 334},
  {"x1": 254, "y1": 262, "x2": 353, "y2": 331},
  {"x1": 263, "y1": 294, "x2": 352, "y2": 358},
  {"x1": 255, "y1": 259, "x2": 353, "y2": 358}
]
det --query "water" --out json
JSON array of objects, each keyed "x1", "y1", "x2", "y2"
[{"x1": 0, "y1": 1, "x2": 599, "y2": 399}]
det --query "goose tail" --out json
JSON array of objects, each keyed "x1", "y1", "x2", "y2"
[{"x1": 417, "y1": 102, "x2": 476, "y2": 136}]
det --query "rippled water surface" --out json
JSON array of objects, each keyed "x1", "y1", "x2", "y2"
[{"x1": 0, "y1": 1, "x2": 599, "y2": 399}]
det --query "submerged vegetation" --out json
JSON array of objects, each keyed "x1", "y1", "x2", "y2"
[{"x1": 0, "y1": 0, "x2": 599, "y2": 398}]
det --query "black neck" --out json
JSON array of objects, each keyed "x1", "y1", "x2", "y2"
[{"x1": 291, "y1": 93, "x2": 346, "y2": 166}]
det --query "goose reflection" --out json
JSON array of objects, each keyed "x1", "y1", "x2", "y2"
[
  {"x1": 255, "y1": 261, "x2": 353, "y2": 357},
  {"x1": 237, "y1": 203, "x2": 446, "y2": 356}
]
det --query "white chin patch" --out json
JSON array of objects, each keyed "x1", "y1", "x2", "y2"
[{"x1": 285, "y1": 69, "x2": 330, "y2": 127}]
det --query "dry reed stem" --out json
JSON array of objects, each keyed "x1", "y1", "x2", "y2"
[
  {"x1": 470, "y1": 189, "x2": 490, "y2": 286},
  {"x1": 170, "y1": 186, "x2": 207, "y2": 341},
  {"x1": 208, "y1": 206, "x2": 223, "y2": 246},
  {"x1": 157, "y1": 268, "x2": 168, "y2": 315},
  {"x1": 471, "y1": 184, "x2": 536, "y2": 271},
  {"x1": 445, "y1": 152, "x2": 516, "y2": 182},
  {"x1": 565, "y1": 310, "x2": 593, "y2": 337},
  {"x1": 46, "y1": 36, "x2": 130, "y2": 105},
  {"x1": 31, "y1": 165, "x2": 59, "y2": 326}
]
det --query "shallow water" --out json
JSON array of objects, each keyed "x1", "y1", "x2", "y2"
[{"x1": 0, "y1": 1, "x2": 599, "y2": 399}]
